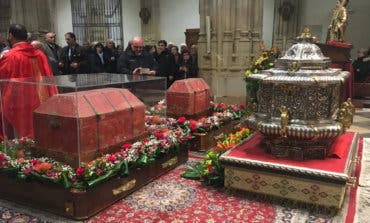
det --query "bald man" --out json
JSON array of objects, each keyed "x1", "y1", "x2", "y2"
[{"x1": 117, "y1": 36, "x2": 157, "y2": 75}]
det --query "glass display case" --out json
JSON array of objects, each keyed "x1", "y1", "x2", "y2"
[{"x1": 0, "y1": 73, "x2": 167, "y2": 167}]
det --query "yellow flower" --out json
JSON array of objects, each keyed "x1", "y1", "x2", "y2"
[
  {"x1": 205, "y1": 159, "x2": 212, "y2": 166},
  {"x1": 245, "y1": 69, "x2": 252, "y2": 77}
]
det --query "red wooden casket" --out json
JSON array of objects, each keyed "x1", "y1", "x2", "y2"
[
  {"x1": 166, "y1": 78, "x2": 210, "y2": 118},
  {"x1": 33, "y1": 88, "x2": 146, "y2": 167}
]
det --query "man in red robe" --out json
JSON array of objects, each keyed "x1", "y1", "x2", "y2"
[{"x1": 0, "y1": 24, "x2": 58, "y2": 140}]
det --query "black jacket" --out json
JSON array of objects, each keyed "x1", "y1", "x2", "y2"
[
  {"x1": 117, "y1": 49, "x2": 157, "y2": 75},
  {"x1": 103, "y1": 47, "x2": 119, "y2": 73},
  {"x1": 59, "y1": 44, "x2": 89, "y2": 74},
  {"x1": 178, "y1": 57, "x2": 198, "y2": 79},
  {"x1": 88, "y1": 52, "x2": 115, "y2": 73},
  {"x1": 45, "y1": 42, "x2": 62, "y2": 62},
  {"x1": 353, "y1": 57, "x2": 370, "y2": 83},
  {"x1": 153, "y1": 49, "x2": 175, "y2": 78}
]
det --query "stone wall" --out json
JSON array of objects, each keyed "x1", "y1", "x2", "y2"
[{"x1": 198, "y1": 0, "x2": 263, "y2": 104}]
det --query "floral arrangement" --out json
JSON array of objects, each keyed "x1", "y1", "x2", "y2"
[
  {"x1": 182, "y1": 127, "x2": 251, "y2": 187},
  {"x1": 145, "y1": 99, "x2": 166, "y2": 116},
  {"x1": 244, "y1": 45, "x2": 278, "y2": 102},
  {"x1": 0, "y1": 127, "x2": 192, "y2": 190},
  {"x1": 0, "y1": 137, "x2": 35, "y2": 159},
  {"x1": 145, "y1": 101, "x2": 246, "y2": 134},
  {"x1": 0, "y1": 101, "x2": 247, "y2": 190},
  {"x1": 0, "y1": 138, "x2": 74, "y2": 187}
]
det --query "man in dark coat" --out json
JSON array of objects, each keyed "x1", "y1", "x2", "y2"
[
  {"x1": 59, "y1": 32, "x2": 89, "y2": 74},
  {"x1": 117, "y1": 36, "x2": 157, "y2": 76},
  {"x1": 45, "y1": 32, "x2": 62, "y2": 63}
]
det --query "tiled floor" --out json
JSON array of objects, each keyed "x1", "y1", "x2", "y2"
[{"x1": 349, "y1": 108, "x2": 370, "y2": 137}]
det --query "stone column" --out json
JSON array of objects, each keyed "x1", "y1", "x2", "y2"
[
  {"x1": 10, "y1": 0, "x2": 54, "y2": 39},
  {"x1": 272, "y1": 0, "x2": 302, "y2": 51},
  {"x1": 198, "y1": 0, "x2": 263, "y2": 103},
  {"x1": 140, "y1": 0, "x2": 160, "y2": 46}
]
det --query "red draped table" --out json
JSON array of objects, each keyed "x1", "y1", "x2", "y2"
[{"x1": 316, "y1": 42, "x2": 354, "y2": 101}]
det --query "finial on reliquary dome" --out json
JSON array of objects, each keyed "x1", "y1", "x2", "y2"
[{"x1": 296, "y1": 27, "x2": 317, "y2": 43}]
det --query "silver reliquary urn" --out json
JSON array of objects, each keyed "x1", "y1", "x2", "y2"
[{"x1": 247, "y1": 28, "x2": 354, "y2": 160}]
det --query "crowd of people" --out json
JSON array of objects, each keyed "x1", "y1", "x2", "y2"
[
  {"x1": 0, "y1": 24, "x2": 199, "y2": 138},
  {"x1": 0, "y1": 26, "x2": 199, "y2": 88}
]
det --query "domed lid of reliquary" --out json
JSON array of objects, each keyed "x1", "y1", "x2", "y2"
[{"x1": 250, "y1": 28, "x2": 349, "y2": 83}]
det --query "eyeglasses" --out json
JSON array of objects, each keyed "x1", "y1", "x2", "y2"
[{"x1": 133, "y1": 46, "x2": 143, "y2": 49}]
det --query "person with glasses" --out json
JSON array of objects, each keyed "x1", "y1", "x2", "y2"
[{"x1": 117, "y1": 36, "x2": 157, "y2": 76}]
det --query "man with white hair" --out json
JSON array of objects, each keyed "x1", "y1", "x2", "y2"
[
  {"x1": 45, "y1": 32, "x2": 61, "y2": 56},
  {"x1": 117, "y1": 36, "x2": 157, "y2": 75},
  {"x1": 167, "y1": 41, "x2": 174, "y2": 51}
]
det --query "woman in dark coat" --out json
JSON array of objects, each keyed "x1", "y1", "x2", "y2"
[
  {"x1": 178, "y1": 50, "x2": 197, "y2": 79},
  {"x1": 89, "y1": 42, "x2": 114, "y2": 73}
]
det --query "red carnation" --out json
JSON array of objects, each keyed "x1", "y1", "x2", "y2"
[
  {"x1": 121, "y1": 143, "x2": 132, "y2": 150},
  {"x1": 189, "y1": 119, "x2": 198, "y2": 132},
  {"x1": 239, "y1": 104, "x2": 245, "y2": 109},
  {"x1": 143, "y1": 138, "x2": 149, "y2": 143},
  {"x1": 217, "y1": 103, "x2": 227, "y2": 110},
  {"x1": 19, "y1": 138, "x2": 27, "y2": 145},
  {"x1": 207, "y1": 165, "x2": 215, "y2": 174},
  {"x1": 230, "y1": 105, "x2": 238, "y2": 111},
  {"x1": 96, "y1": 168, "x2": 104, "y2": 176},
  {"x1": 154, "y1": 131, "x2": 164, "y2": 139},
  {"x1": 31, "y1": 159, "x2": 40, "y2": 166},
  {"x1": 0, "y1": 154, "x2": 8, "y2": 168},
  {"x1": 76, "y1": 167, "x2": 85, "y2": 176},
  {"x1": 23, "y1": 168, "x2": 32, "y2": 175},
  {"x1": 108, "y1": 155, "x2": 117, "y2": 163},
  {"x1": 177, "y1": 116, "x2": 186, "y2": 125}
]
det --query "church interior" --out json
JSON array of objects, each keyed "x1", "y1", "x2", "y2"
[{"x1": 1, "y1": 0, "x2": 370, "y2": 222}]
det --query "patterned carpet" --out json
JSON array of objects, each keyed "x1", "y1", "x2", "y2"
[{"x1": 0, "y1": 146, "x2": 364, "y2": 223}]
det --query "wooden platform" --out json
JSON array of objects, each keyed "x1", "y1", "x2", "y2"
[
  {"x1": 220, "y1": 132, "x2": 359, "y2": 209},
  {"x1": 189, "y1": 119, "x2": 246, "y2": 151}
]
